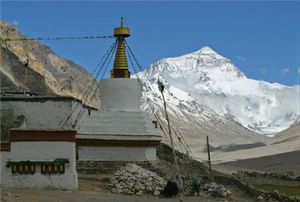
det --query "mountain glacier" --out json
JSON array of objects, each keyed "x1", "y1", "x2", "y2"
[{"x1": 137, "y1": 46, "x2": 300, "y2": 137}]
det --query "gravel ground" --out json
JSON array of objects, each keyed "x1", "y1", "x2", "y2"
[
  {"x1": 214, "y1": 150, "x2": 300, "y2": 175},
  {"x1": 1, "y1": 173, "x2": 256, "y2": 202},
  {"x1": 1, "y1": 187, "x2": 255, "y2": 202}
]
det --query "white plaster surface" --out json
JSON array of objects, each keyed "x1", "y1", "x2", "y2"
[
  {"x1": 77, "y1": 79, "x2": 161, "y2": 161},
  {"x1": 1, "y1": 141, "x2": 78, "y2": 190},
  {"x1": 78, "y1": 146, "x2": 157, "y2": 161},
  {"x1": 78, "y1": 79, "x2": 161, "y2": 140},
  {"x1": 77, "y1": 134, "x2": 160, "y2": 141},
  {"x1": 78, "y1": 111, "x2": 161, "y2": 140},
  {"x1": 99, "y1": 79, "x2": 142, "y2": 111},
  {"x1": 0, "y1": 151, "x2": 10, "y2": 184},
  {"x1": 1, "y1": 99, "x2": 79, "y2": 129}
]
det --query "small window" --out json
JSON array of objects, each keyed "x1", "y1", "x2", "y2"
[
  {"x1": 11, "y1": 163, "x2": 35, "y2": 174},
  {"x1": 41, "y1": 164, "x2": 65, "y2": 174}
]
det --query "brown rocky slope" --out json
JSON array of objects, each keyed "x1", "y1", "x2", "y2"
[{"x1": 0, "y1": 21, "x2": 99, "y2": 105}]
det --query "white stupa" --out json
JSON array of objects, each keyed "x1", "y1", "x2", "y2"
[{"x1": 76, "y1": 18, "x2": 161, "y2": 161}]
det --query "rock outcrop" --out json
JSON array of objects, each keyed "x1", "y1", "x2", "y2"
[{"x1": 0, "y1": 21, "x2": 99, "y2": 106}]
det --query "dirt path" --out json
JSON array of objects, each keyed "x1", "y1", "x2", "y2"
[
  {"x1": 1, "y1": 187, "x2": 255, "y2": 202},
  {"x1": 1, "y1": 174, "x2": 256, "y2": 202}
]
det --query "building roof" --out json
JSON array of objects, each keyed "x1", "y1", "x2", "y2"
[{"x1": 0, "y1": 94, "x2": 77, "y2": 102}]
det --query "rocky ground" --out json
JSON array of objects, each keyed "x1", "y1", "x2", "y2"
[
  {"x1": 0, "y1": 173, "x2": 255, "y2": 202},
  {"x1": 0, "y1": 187, "x2": 245, "y2": 202},
  {"x1": 1, "y1": 156, "x2": 255, "y2": 202},
  {"x1": 214, "y1": 150, "x2": 300, "y2": 175},
  {"x1": 1, "y1": 144, "x2": 299, "y2": 202}
]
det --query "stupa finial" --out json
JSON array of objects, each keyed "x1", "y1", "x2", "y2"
[{"x1": 111, "y1": 17, "x2": 131, "y2": 78}]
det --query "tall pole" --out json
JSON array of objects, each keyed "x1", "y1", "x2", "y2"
[
  {"x1": 206, "y1": 136, "x2": 212, "y2": 181},
  {"x1": 24, "y1": 59, "x2": 29, "y2": 94},
  {"x1": 158, "y1": 79, "x2": 183, "y2": 202}
]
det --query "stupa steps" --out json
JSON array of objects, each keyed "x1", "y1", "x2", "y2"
[
  {"x1": 80, "y1": 119, "x2": 154, "y2": 126},
  {"x1": 85, "y1": 111, "x2": 151, "y2": 119},
  {"x1": 79, "y1": 128, "x2": 155, "y2": 134},
  {"x1": 78, "y1": 127, "x2": 157, "y2": 135},
  {"x1": 90, "y1": 117, "x2": 151, "y2": 122}
]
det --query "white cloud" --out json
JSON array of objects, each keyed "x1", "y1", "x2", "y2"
[
  {"x1": 236, "y1": 55, "x2": 246, "y2": 61},
  {"x1": 12, "y1": 20, "x2": 19, "y2": 26},
  {"x1": 258, "y1": 68, "x2": 267, "y2": 75},
  {"x1": 280, "y1": 67, "x2": 290, "y2": 76}
]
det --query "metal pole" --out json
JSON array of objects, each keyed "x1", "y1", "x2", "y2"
[{"x1": 206, "y1": 136, "x2": 212, "y2": 181}]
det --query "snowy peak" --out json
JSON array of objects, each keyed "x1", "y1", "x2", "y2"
[
  {"x1": 139, "y1": 46, "x2": 300, "y2": 135},
  {"x1": 148, "y1": 46, "x2": 246, "y2": 80},
  {"x1": 194, "y1": 46, "x2": 220, "y2": 55}
]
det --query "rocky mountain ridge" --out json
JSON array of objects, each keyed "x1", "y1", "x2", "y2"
[{"x1": 0, "y1": 21, "x2": 99, "y2": 105}]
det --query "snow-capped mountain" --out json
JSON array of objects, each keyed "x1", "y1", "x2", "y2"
[{"x1": 137, "y1": 46, "x2": 300, "y2": 138}]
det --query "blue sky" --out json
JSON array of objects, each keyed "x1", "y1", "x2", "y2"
[{"x1": 1, "y1": 1, "x2": 300, "y2": 85}]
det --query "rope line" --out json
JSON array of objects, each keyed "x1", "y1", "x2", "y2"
[
  {"x1": 125, "y1": 40, "x2": 203, "y2": 163},
  {"x1": 71, "y1": 40, "x2": 117, "y2": 128},
  {"x1": 126, "y1": 45, "x2": 140, "y2": 74},
  {"x1": 124, "y1": 40, "x2": 158, "y2": 94},
  {"x1": 3, "y1": 35, "x2": 113, "y2": 41},
  {"x1": 72, "y1": 41, "x2": 118, "y2": 127},
  {"x1": 7, "y1": 30, "x2": 202, "y2": 165},
  {"x1": 58, "y1": 40, "x2": 117, "y2": 128}
]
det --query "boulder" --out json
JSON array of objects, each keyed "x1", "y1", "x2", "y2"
[{"x1": 203, "y1": 182, "x2": 232, "y2": 199}]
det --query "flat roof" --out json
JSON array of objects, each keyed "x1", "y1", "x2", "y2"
[
  {"x1": 10, "y1": 128, "x2": 77, "y2": 132},
  {"x1": 0, "y1": 95, "x2": 77, "y2": 101},
  {"x1": 0, "y1": 95, "x2": 98, "y2": 110}
]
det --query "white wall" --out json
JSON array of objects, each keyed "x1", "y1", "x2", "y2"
[
  {"x1": 0, "y1": 151, "x2": 10, "y2": 184},
  {"x1": 99, "y1": 79, "x2": 142, "y2": 111},
  {"x1": 1, "y1": 141, "x2": 77, "y2": 190},
  {"x1": 1, "y1": 99, "x2": 73, "y2": 129},
  {"x1": 77, "y1": 79, "x2": 161, "y2": 162},
  {"x1": 78, "y1": 146, "x2": 156, "y2": 161}
]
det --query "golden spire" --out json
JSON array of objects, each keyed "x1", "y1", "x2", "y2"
[{"x1": 111, "y1": 17, "x2": 130, "y2": 78}]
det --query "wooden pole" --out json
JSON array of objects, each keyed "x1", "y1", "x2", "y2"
[
  {"x1": 161, "y1": 91, "x2": 184, "y2": 202},
  {"x1": 24, "y1": 59, "x2": 29, "y2": 94},
  {"x1": 158, "y1": 79, "x2": 183, "y2": 202},
  {"x1": 206, "y1": 136, "x2": 212, "y2": 181}
]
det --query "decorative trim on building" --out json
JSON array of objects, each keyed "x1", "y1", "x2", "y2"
[
  {"x1": 76, "y1": 138, "x2": 160, "y2": 147},
  {"x1": 7, "y1": 158, "x2": 69, "y2": 175},
  {"x1": 0, "y1": 142, "x2": 11, "y2": 151},
  {"x1": 10, "y1": 130, "x2": 76, "y2": 142}
]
